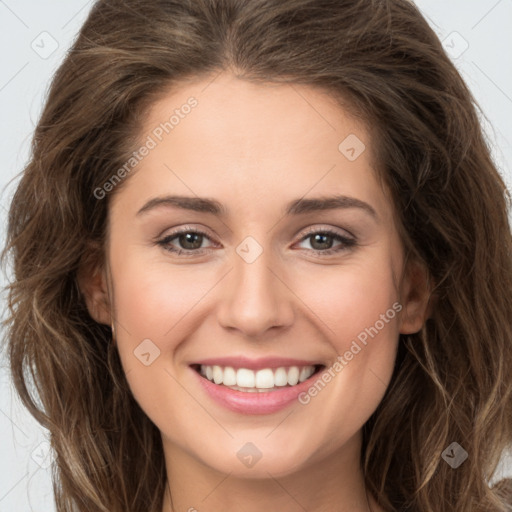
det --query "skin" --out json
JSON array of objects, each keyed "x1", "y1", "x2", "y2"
[{"x1": 81, "y1": 72, "x2": 431, "y2": 512}]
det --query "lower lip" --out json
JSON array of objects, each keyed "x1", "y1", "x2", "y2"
[{"x1": 192, "y1": 367, "x2": 322, "y2": 415}]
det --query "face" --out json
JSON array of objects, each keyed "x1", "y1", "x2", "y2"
[{"x1": 83, "y1": 72, "x2": 429, "y2": 478}]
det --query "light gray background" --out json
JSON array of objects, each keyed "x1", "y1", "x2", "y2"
[{"x1": 1, "y1": 1, "x2": 511, "y2": 510}]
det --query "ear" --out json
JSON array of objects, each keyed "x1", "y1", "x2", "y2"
[
  {"x1": 77, "y1": 257, "x2": 112, "y2": 326},
  {"x1": 398, "y1": 258, "x2": 433, "y2": 335}
]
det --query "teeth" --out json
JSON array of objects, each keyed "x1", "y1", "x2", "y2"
[
  {"x1": 223, "y1": 366, "x2": 237, "y2": 386},
  {"x1": 299, "y1": 366, "x2": 311, "y2": 382},
  {"x1": 199, "y1": 364, "x2": 317, "y2": 390},
  {"x1": 213, "y1": 365, "x2": 223, "y2": 385},
  {"x1": 288, "y1": 366, "x2": 300, "y2": 386},
  {"x1": 274, "y1": 367, "x2": 288, "y2": 387},
  {"x1": 255, "y1": 369, "x2": 274, "y2": 388},
  {"x1": 237, "y1": 368, "x2": 255, "y2": 388}
]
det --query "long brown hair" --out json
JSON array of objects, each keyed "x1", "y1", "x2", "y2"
[{"x1": 2, "y1": 0, "x2": 511, "y2": 511}]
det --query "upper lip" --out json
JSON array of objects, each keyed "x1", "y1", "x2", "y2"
[{"x1": 191, "y1": 356, "x2": 324, "y2": 370}]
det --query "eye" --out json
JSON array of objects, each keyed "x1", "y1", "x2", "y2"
[
  {"x1": 155, "y1": 226, "x2": 357, "y2": 257},
  {"x1": 295, "y1": 228, "x2": 357, "y2": 255},
  {"x1": 156, "y1": 227, "x2": 217, "y2": 255}
]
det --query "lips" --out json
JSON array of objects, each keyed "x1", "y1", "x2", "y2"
[{"x1": 190, "y1": 357, "x2": 325, "y2": 414}]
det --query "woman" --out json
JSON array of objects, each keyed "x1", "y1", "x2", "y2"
[{"x1": 2, "y1": 0, "x2": 511, "y2": 511}]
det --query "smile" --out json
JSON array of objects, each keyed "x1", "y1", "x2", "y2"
[
  {"x1": 190, "y1": 358, "x2": 326, "y2": 414},
  {"x1": 197, "y1": 364, "x2": 320, "y2": 392}
]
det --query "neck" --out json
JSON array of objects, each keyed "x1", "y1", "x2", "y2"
[{"x1": 160, "y1": 430, "x2": 381, "y2": 512}]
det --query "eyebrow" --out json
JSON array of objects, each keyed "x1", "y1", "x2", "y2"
[{"x1": 136, "y1": 194, "x2": 378, "y2": 220}]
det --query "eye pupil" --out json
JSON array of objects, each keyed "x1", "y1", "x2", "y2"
[
  {"x1": 310, "y1": 233, "x2": 333, "y2": 250},
  {"x1": 179, "y1": 232, "x2": 203, "y2": 250}
]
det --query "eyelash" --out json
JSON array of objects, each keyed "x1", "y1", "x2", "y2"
[{"x1": 156, "y1": 226, "x2": 357, "y2": 257}]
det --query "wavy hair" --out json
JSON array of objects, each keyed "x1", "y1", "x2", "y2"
[{"x1": 2, "y1": 0, "x2": 512, "y2": 510}]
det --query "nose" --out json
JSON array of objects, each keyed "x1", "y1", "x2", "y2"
[{"x1": 216, "y1": 246, "x2": 295, "y2": 339}]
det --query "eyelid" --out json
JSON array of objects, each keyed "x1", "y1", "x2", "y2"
[
  {"x1": 157, "y1": 225, "x2": 354, "y2": 242},
  {"x1": 155, "y1": 225, "x2": 219, "y2": 256},
  {"x1": 292, "y1": 225, "x2": 357, "y2": 255},
  {"x1": 156, "y1": 224, "x2": 357, "y2": 256},
  {"x1": 156, "y1": 224, "x2": 217, "y2": 242},
  {"x1": 297, "y1": 224, "x2": 356, "y2": 241}
]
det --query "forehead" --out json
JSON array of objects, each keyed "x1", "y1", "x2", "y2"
[
  {"x1": 143, "y1": 73, "x2": 369, "y2": 160},
  {"x1": 112, "y1": 73, "x2": 392, "y2": 223}
]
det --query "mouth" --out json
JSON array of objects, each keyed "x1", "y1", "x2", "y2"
[
  {"x1": 190, "y1": 360, "x2": 326, "y2": 414},
  {"x1": 191, "y1": 363, "x2": 325, "y2": 392}
]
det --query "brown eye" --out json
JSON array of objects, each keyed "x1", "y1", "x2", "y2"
[
  {"x1": 296, "y1": 229, "x2": 357, "y2": 255},
  {"x1": 157, "y1": 228, "x2": 216, "y2": 255},
  {"x1": 177, "y1": 232, "x2": 204, "y2": 250},
  {"x1": 309, "y1": 233, "x2": 335, "y2": 250}
]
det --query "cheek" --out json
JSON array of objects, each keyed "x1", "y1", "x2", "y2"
[
  {"x1": 107, "y1": 250, "x2": 223, "y2": 418},
  {"x1": 112, "y1": 249, "x2": 220, "y2": 341},
  {"x1": 109, "y1": 276, "x2": 208, "y2": 441},
  {"x1": 290, "y1": 263, "x2": 401, "y2": 450},
  {"x1": 289, "y1": 255, "x2": 402, "y2": 411},
  {"x1": 290, "y1": 255, "x2": 401, "y2": 348}
]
